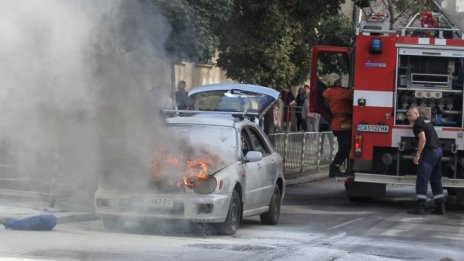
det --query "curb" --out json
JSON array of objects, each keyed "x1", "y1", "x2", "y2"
[
  {"x1": 56, "y1": 212, "x2": 99, "y2": 224},
  {"x1": 286, "y1": 171, "x2": 328, "y2": 185},
  {"x1": 0, "y1": 211, "x2": 98, "y2": 226}
]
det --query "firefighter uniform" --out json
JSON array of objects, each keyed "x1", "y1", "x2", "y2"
[
  {"x1": 409, "y1": 116, "x2": 445, "y2": 214},
  {"x1": 322, "y1": 73, "x2": 353, "y2": 177}
]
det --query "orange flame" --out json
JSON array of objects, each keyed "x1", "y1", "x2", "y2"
[
  {"x1": 150, "y1": 148, "x2": 210, "y2": 188},
  {"x1": 179, "y1": 160, "x2": 209, "y2": 187}
]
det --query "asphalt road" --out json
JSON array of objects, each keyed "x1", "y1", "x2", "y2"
[{"x1": 1, "y1": 179, "x2": 463, "y2": 261}]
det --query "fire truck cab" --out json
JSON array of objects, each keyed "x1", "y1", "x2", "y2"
[{"x1": 310, "y1": 12, "x2": 464, "y2": 200}]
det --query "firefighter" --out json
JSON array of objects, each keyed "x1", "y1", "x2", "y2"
[
  {"x1": 406, "y1": 106, "x2": 446, "y2": 215},
  {"x1": 322, "y1": 73, "x2": 353, "y2": 177}
]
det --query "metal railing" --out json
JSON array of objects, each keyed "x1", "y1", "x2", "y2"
[
  {"x1": 0, "y1": 149, "x2": 84, "y2": 208},
  {"x1": 269, "y1": 131, "x2": 337, "y2": 175}
]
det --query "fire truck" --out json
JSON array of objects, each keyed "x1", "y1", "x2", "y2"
[{"x1": 310, "y1": 12, "x2": 464, "y2": 201}]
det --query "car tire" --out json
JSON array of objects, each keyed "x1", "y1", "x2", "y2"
[
  {"x1": 215, "y1": 189, "x2": 241, "y2": 235},
  {"x1": 102, "y1": 216, "x2": 125, "y2": 230},
  {"x1": 260, "y1": 186, "x2": 281, "y2": 225}
]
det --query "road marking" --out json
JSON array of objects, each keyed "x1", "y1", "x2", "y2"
[
  {"x1": 433, "y1": 235, "x2": 464, "y2": 241},
  {"x1": 328, "y1": 218, "x2": 364, "y2": 230},
  {"x1": 282, "y1": 206, "x2": 373, "y2": 216},
  {"x1": 0, "y1": 257, "x2": 77, "y2": 261}
]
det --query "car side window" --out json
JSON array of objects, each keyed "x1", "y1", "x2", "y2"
[
  {"x1": 240, "y1": 129, "x2": 251, "y2": 156},
  {"x1": 247, "y1": 127, "x2": 270, "y2": 156}
]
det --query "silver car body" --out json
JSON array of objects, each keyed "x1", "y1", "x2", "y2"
[{"x1": 95, "y1": 84, "x2": 285, "y2": 224}]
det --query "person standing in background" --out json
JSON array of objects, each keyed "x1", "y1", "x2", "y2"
[
  {"x1": 303, "y1": 85, "x2": 317, "y2": 132},
  {"x1": 282, "y1": 89, "x2": 296, "y2": 131},
  {"x1": 273, "y1": 103, "x2": 281, "y2": 133},
  {"x1": 175, "y1": 80, "x2": 189, "y2": 110},
  {"x1": 295, "y1": 87, "x2": 307, "y2": 131}
]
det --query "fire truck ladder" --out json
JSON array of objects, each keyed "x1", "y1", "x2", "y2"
[{"x1": 401, "y1": 11, "x2": 462, "y2": 39}]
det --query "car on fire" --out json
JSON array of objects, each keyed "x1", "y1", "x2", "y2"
[{"x1": 94, "y1": 83, "x2": 285, "y2": 235}]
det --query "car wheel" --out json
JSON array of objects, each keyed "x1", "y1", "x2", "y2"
[
  {"x1": 215, "y1": 189, "x2": 241, "y2": 235},
  {"x1": 102, "y1": 216, "x2": 125, "y2": 230},
  {"x1": 260, "y1": 186, "x2": 281, "y2": 225}
]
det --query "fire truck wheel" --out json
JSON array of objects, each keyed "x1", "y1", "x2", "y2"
[
  {"x1": 215, "y1": 189, "x2": 241, "y2": 235},
  {"x1": 260, "y1": 186, "x2": 281, "y2": 225},
  {"x1": 102, "y1": 216, "x2": 125, "y2": 230}
]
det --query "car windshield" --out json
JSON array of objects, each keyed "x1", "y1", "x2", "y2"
[{"x1": 167, "y1": 124, "x2": 238, "y2": 163}]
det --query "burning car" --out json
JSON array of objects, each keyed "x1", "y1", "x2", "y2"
[{"x1": 94, "y1": 84, "x2": 285, "y2": 235}]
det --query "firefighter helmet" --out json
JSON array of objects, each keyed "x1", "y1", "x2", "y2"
[{"x1": 327, "y1": 73, "x2": 341, "y2": 87}]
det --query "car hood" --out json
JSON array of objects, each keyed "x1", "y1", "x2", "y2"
[{"x1": 188, "y1": 83, "x2": 279, "y2": 119}]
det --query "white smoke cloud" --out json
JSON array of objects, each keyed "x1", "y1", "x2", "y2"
[{"x1": 0, "y1": 0, "x2": 173, "y2": 199}]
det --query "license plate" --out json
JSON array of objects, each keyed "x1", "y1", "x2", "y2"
[
  {"x1": 356, "y1": 124, "x2": 389, "y2": 133},
  {"x1": 146, "y1": 197, "x2": 174, "y2": 208}
]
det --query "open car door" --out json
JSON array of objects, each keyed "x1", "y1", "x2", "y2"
[{"x1": 310, "y1": 45, "x2": 351, "y2": 123}]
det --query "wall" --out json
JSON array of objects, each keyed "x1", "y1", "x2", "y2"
[{"x1": 174, "y1": 62, "x2": 235, "y2": 92}]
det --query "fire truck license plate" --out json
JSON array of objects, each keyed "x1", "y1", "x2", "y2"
[
  {"x1": 356, "y1": 124, "x2": 389, "y2": 133},
  {"x1": 146, "y1": 197, "x2": 174, "y2": 208}
]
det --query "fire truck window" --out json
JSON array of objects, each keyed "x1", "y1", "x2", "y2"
[
  {"x1": 316, "y1": 52, "x2": 350, "y2": 88},
  {"x1": 314, "y1": 52, "x2": 350, "y2": 117}
]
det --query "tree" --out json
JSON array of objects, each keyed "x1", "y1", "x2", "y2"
[
  {"x1": 311, "y1": 16, "x2": 354, "y2": 47},
  {"x1": 216, "y1": 0, "x2": 345, "y2": 89},
  {"x1": 152, "y1": 0, "x2": 234, "y2": 64}
]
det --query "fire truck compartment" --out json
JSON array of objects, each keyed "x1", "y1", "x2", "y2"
[
  {"x1": 395, "y1": 51, "x2": 464, "y2": 127},
  {"x1": 367, "y1": 137, "x2": 462, "y2": 179}
]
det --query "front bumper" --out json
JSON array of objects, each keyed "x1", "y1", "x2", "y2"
[{"x1": 95, "y1": 190, "x2": 232, "y2": 223}]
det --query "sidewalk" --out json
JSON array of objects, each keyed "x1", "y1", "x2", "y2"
[
  {"x1": 0, "y1": 188, "x2": 98, "y2": 226},
  {"x1": 286, "y1": 170, "x2": 329, "y2": 185}
]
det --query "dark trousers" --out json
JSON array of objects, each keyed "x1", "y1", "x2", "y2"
[
  {"x1": 295, "y1": 112, "x2": 307, "y2": 131},
  {"x1": 416, "y1": 148, "x2": 444, "y2": 201},
  {"x1": 332, "y1": 131, "x2": 352, "y2": 165}
]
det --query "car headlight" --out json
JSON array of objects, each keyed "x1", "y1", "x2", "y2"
[{"x1": 193, "y1": 176, "x2": 217, "y2": 194}]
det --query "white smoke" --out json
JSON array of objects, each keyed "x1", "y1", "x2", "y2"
[{"x1": 0, "y1": 0, "x2": 172, "y2": 201}]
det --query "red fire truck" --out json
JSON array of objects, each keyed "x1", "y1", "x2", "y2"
[{"x1": 310, "y1": 12, "x2": 464, "y2": 200}]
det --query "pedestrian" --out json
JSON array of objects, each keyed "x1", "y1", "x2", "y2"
[
  {"x1": 322, "y1": 73, "x2": 353, "y2": 178},
  {"x1": 282, "y1": 89, "x2": 296, "y2": 131},
  {"x1": 273, "y1": 103, "x2": 281, "y2": 133},
  {"x1": 295, "y1": 87, "x2": 307, "y2": 131},
  {"x1": 406, "y1": 106, "x2": 445, "y2": 215},
  {"x1": 175, "y1": 80, "x2": 189, "y2": 110},
  {"x1": 303, "y1": 85, "x2": 316, "y2": 132}
]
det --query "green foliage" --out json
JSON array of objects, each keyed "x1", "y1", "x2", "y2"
[
  {"x1": 216, "y1": 0, "x2": 345, "y2": 89},
  {"x1": 152, "y1": 0, "x2": 352, "y2": 89},
  {"x1": 152, "y1": 0, "x2": 233, "y2": 63},
  {"x1": 312, "y1": 16, "x2": 354, "y2": 47}
]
